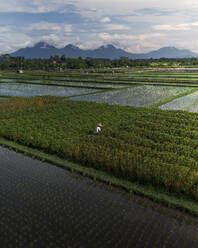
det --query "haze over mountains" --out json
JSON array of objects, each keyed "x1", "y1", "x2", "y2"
[{"x1": 10, "y1": 42, "x2": 198, "y2": 59}]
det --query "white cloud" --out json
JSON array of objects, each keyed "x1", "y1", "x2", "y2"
[
  {"x1": 26, "y1": 21, "x2": 61, "y2": 31},
  {"x1": 98, "y1": 32, "x2": 165, "y2": 42},
  {"x1": 0, "y1": 22, "x2": 75, "y2": 53},
  {"x1": 24, "y1": 22, "x2": 73, "y2": 36},
  {"x1": 104, "y1": 24, "x2": 130, "y2": 31},
  {"x1": 73, "y1": 0, "x2": 198, "y2": 19},
  {"x1": 153, "y1": 22, "x2": 198, "y2": 31},
  {"x1": 153, "y1": 24, "x2": 190, "y2": 31},
  {"x1": 0, "y1": 26, "x2": 12, "y2": 33},
  {"x1": 191, "y1": 22, "x2": 198, "y2": 26},
  {"x1": 97, "y1": 32, "x2": 166, "y2": 53},
  {"x1": 0, "y1": 27, "x2": 34, "y2": 53},
  {"x1": 64, "y1": 24, "x2": 72, "y2": 33},
  {"x1": 0, "y1": 0, "x2": 77, "y2": 13},
  {"x1": 1, "y1": 0, "x2": 198, "y2": 54},
  {"x1": 39, "y1": 33, "x2": 80, "y2": 48},
  {"x1": 100, "y1": 17, "x2": 111, "y2": 23},
  {"x1": 78, "y1": 41, "x2": 104, "y2": 50},
  {"x1": 0, "y1": 0, "x2": 197, "y2": 15}
]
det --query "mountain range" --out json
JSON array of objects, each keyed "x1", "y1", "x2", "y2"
[{"x1": 10, "y1": 42, "x2": 198, "y2": 59}]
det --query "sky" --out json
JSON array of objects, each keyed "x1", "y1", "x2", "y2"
[{"x1": 1, "y1": 0, "x2": 198, "y2": 54}]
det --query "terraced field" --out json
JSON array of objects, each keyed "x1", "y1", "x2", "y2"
[{"x1": 1, "y1": 70, "x2": 198, "y2": 109}]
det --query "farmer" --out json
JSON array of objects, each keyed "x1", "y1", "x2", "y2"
[{"x1": 94, "y1": 123, "x2": 103, "y2": 134}]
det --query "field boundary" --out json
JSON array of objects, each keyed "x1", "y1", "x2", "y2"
[
  {"x1": 1, "y1": 136, "x2": 198, "y2": 216},
  {"x1": 151, "y1": 88, "x2": 198, "y2": 108}
]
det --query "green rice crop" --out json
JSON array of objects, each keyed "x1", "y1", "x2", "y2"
[
  {"x1": 3, "y1": 71, "x2": 198, "y2": 83},
  {"x1": 1, "y1": 98, "x2": 198, "y2": 200}
]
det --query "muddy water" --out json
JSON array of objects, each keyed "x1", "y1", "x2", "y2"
[{"x1": 0, "y1": 146, "x2": 198, "y2": 248}]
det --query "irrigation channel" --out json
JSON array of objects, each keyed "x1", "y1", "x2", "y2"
[{"x1": 1, "y1": 146, "x2": 198, "y2": 248}]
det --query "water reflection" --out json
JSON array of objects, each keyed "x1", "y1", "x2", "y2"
[
  {"x1": 71, "y1": 85, "x2": 193, "y2": 107},
  {"x1": 0, "y1": 83, "x2": 98, "y2": 97},
  {"x1": 0, "y1": 146, "x2": 198, "y2": 247}
]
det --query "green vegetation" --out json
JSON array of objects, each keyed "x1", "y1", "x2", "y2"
[
  {"x1": 1, "y1": 97, "x2": 198, "y2": 203},
  {"x1": 2, "y1": 54, "x2": 198, "y2": 71},
  {"x1": 0, "y1": 95, "x2": 65, "y2": 112},
  {"x1": 1, "y1": 69, "x2": 198, "y2": 215},
  {"x1": 3, "y1": 70, "x2": 198, "y2": 88}
]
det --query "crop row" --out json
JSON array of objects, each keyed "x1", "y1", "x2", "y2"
[
  {"x1": 1, "y1": 99, "x2": 198, "y2": 199},
  {"x1": 3, "y1": 71, "x2": 198, "y2": 84}
]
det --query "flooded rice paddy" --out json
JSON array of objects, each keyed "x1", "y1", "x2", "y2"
[
  {"x1": 0, "y1": 83, "x2": 99, "y2": 97},
  {"x1": 70, "y1": 86, "x2": 193, "y2": 107},
  {"x1": 160, "y1": 90, "x2": 198, "y2": 112},
  {"x1": 1, "y1": 146, "x2": 198, "y2": 248},
  {"x1": 0, "y1": 79, "x2": 125, "y2": 89}
]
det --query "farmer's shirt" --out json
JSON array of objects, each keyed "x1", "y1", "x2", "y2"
[{"x1": 94, "y1": 126, "x2": 101, "y2": 134}]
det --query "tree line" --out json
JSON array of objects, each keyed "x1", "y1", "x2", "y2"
[{"x1": 1, "y1": 54, "x2": 198, "y2": 71}]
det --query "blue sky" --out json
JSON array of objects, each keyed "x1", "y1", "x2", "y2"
[{"x1": 0, "y1": 0, "x2": 198, "y2": 54}]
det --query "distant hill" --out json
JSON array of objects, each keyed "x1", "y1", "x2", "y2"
[
  {"x1": 142, "y1": 47, "x2": 198, "y2": 59},
  {"x1": 10, "y1": 42, "x2": 198, "y2": 59}
]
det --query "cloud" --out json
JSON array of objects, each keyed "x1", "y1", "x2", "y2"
[
  {"x1": 191, "y1": 22, "x2": 198, "y2": 26},
  {"x1": 104, "y1": 24, "x2": 130, "y2": 31},
  {"x1": 133, "y1": 8, "x2": 178, "y2": 16},
  {"x1": 98, "y1": 32, "x2": 165, "y2": 41},
  {"x1": 100, "y1": 17, "x2": 111, "y2": 23},
  {"x1": 26, "y1": 21, "x2": 61, "y2": 31},
  {"x1": 1, "y1": 0, "x2": 198, "y2": 54},
  {"x1": 0, "y1": 0, "x2": 196, "y2": 16},
  {"x1": 64, "y1": 24, "x2": 72, "y2": 33},
  {"x1": 39, "y1": 33, "x2": 80, "y2": 48},
  {"x1": 97, "y1": 32, "x2": 166, "y2": 53},
  {"x1": 0, "y1": 26, "x2": 33, "y2": 53},
  {"x1": 0, "y1": 21, "x2": 76, "y2": 53},
  {"x1": 153, "y1": 24, "x2": 191, "y2": 31},
  {"x1": 73, "y1": 0, "x2": 198, "y2": 20},
  {"x1": 24, "y1": 21, "x2": 73, "y2": 36},
  {"x1": 153, "y1": 22, "x2": 198, "y2": 31},
  {"x1": 0, "y1": 0, "x2": 78, "y2": 13},
  {"x1": 0, "y1": 26, "x2": 12, "y2": 33}
]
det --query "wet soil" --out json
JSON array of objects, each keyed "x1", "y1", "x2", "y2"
[{"x1": 0, "y1": 146, "x2": 198, "y2": 248}]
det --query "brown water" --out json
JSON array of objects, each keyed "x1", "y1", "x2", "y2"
[{"x1": 0, "y1": 146, "x2": 198, "y2": 248}]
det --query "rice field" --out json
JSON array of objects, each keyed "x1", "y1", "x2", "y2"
[
  {"x1": 1, "y1": 146, "x2": 198, "y2": 248},
  {"x1": 70, "y1": 85, "x2": 194, "y2": 107},
  {"x1": 0, "y1": 83, "x2": 99, "y2": 97},
  {"x1": 160, "y1": 91, "x2": 198, "y2": 112},
  {"x1": 2, "y1": 70, "x2": 198, "y2": 247},
  {"x1": 2, "y1": 71, "x2": 198, "y2": 110},
  {"x1": 2, "y1": 71, "x2": 198, "y2": 109}
]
